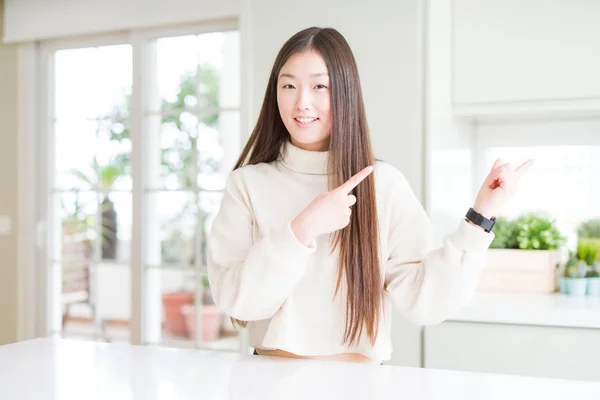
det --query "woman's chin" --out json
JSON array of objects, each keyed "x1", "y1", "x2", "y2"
[{"x1": 289, "y1": 135, "x2": 330, "y2": 151}]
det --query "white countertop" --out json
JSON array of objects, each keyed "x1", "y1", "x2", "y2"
[
  {"x1": 449, "y1": 293, "x2": 600, "y2": 328},
  {"x1": 2, "y1": 338, "x2": 600, "y2": 399}
]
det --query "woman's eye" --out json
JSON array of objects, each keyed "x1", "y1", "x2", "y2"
[
  {"x1": 282, "y1": 84, "x2": 295, "y2": 89},
  {"x1": 315, "y1": 84, "x2": 327, "y2": 89}
]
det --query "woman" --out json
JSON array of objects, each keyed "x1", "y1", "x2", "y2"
[{"x1": 207, "y1": 27, "x2": 533, "y2": 364}]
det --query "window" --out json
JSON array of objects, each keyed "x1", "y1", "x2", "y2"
[
  {"x1": 51, "y1": 44, "x2": 133, "y2": 343},
  {"x1": 145, "y1": 30, "x2": 240, "y2": 348},
  {"x1": 472, "y1": 118, "x2": 600, "y2": 248},
  {"x1": 42, "y1": 23, "x2": 242, "y2": 352},
  {"x1": 481, "y1": 144, "x2": 600, "y2": 247}
]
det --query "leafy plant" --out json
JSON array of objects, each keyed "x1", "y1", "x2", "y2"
[
  {"x1": 201, "y1": 275, "x2": 214, "y2": 305},
  {"x1": 107, "y1": 64, "x2": 221, "y2": 190},
  {"x1": 566, "y1": 264, "x2": 582, "y2": 278},
  {"x1": 490, "y1": 218, "x2": 518, "y2": 249},
  {"x1": 563, "y1": 252, "x2": 580, "y2": 278},
  {"x1": 577, "y1": 238, "x2": 600, "y2": 267},
  {"x1": 60, "y1": 195, "x2": 95, "y2": 235},
  {"x1": 586, "y1": 268, "x2": 600, "y2": 278},
  {"x1": 513, "y1": 213, "x2": 566, "y2": 250},
  {"x1": 69, "y1": 63, "x2": 221, "y2": 262},
  {"x1": 577, "y1": 218, "x2": 600, "y2": 239},
  {"x1": 69, "y1": 156, "x2": 127, "y2": 259},
  {"x1": 70, "y1": 156, "x2": 128, "y2": 194},
  {"x1": 160, "y1": 64, "x2": 221, "y2": 189},
  {"x1": 490, "y1": 213, "x2": 565, "y2": 250}
]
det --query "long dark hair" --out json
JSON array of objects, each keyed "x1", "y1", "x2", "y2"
[{"x1": 233, "y1": 27, "x2": 381, "y2": 346}]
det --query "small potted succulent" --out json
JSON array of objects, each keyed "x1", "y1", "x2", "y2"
[
  {"x1": 564, "y1": 255, "x2": 587, "y2": 296},
  {"x1": 586, "y1": 265, "x2": 600, "y2": 296},
  {"x1": 579, "y1": 239, "x2": 600, "y2": 296},
  {"x1": 562, "y1": 239, "x2": 600, "y2": 296},
  {"x1": 558, "y1": 252, "x2": 577, "y2": 294},
  {"x1": 577, "y1": 218, "x2": 600, "y2": 296}
]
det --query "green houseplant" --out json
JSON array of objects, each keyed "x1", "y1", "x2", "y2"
[
  {"x1": 70, "y1": 156, "x2": 127, "y2": 260},
  {"x1": 481, "y1": 213, "x2": 566, "y2": 293},
  {"x1": 154, "y1": 64, "x2": 222, "y2": 339},
  {"x1": 560, "y1": 252, "x2": 579, "y2": 293},
  {"x1": 576, "y1": 238, "x2": 600, "y2": 296},
  {"x1": 513, "y1": 214, "x2": 566, "y2": 250},
  {"x1": 490, "y1": 213, "x2": 565, "y2": 251},
  {"x1": 578, "y1": 239, "x2": 600, "y2": 270},
  {"x1": 489, "y1": 218, "x2": 518, "y2": 249},
  {"x1": 577, "y1": 218, "x2": 600, "y2": 241},
  {"x1": 562, "y1": 248, "x2": 587, "y2": 296}
]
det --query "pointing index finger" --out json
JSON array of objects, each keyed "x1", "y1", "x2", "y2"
[
  {"x1": 337, "y1": 166, "x2": 374, "y2": 194},
  {"x1": 515, "y1": 159, "x2": 535, "y2": 176}
]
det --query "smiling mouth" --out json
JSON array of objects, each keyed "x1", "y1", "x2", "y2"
[{"x1": 294, "y1": 117, "x2": 319, "y2": 125}]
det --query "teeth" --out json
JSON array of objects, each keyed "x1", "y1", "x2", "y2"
[{"x1": 296, "y1": 117, "x2": 316, "y2": 124}]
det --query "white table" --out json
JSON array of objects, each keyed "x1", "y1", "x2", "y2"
[{"x1": 1, "y1": 338, "x2": 599, "y2": 399}]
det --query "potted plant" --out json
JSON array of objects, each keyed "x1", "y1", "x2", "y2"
[
  {"x1": 60, "y1": 195, "x2": 95, "y2": 256},
  {"x1": 161, "y1": 269, "x2": 196, "y2": 337},
  {"x1": 181, "y1": 276, "x2": 224, "y2": 341},
  {"x1": 577, "y1": 219, "x2": 600, "y2": 297},
  {"x1": 70, "y1": 156, "x2": 127, "y2": 260},
  {"x1": 585, "y1": 263, "x2": 600, "y2": 296},
  {"x1": 577, "y1": 218, "x2": 600, "y2": 241},
  {"x1": 578, "y1": 238, "x2": 600, "y2": 296},
  {"x1": 560, "y1": 247, "x2": 587, "y2": 296},
  {"x1": 561, "y1": 240, "x2": 591, "y2": 296},
  {"x1": 564, "y1": 262, "x2": 587, "y2": 296},
  {"x1": 479, "y1": 213, "x2": 567, "y2": 293},
  {"x1": 559, "y1": 252, "x2": 577, "y2": 294}
]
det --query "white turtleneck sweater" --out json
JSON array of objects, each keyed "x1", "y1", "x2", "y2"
[{"x1": 207, "y1": 141, "x2": 494, "y2": 361}]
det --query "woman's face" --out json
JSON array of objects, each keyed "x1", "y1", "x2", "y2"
[{"x1": 277, "y1": 50, "x2": 333, "y2": 152}]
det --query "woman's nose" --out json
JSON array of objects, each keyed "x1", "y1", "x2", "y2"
[{"x1": 295, "y1": 89, "x2": 311, "y2": 110}]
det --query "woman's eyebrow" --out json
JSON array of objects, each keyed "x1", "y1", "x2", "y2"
[{"x1": 279, "y1": 72, "x2": 329, "y2": 79}]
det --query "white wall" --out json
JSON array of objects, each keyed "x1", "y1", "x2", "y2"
[
  {"x1": 425, "y1": 0, "x2": 600, "y2": 379},
  {"x1": 0, "y1": 0, "x2": 20, "y2": 345},
  {"x1": 242, "y1": 0, "x2": 425, "y2": 197},
  {"x1": 242, "y1": 0, "x2": 426, "y2": 367},
  {"x1": 452, "y1": 0, "x2": 600, "y2": 106},
  {"x1": 472, "y1": 118, "x2": 600, "y2": 238},
  {"x1": 3, "y1": 0, "x2": 239, "y2": 43},
  {"x1": 426, "y1": 0, "x2": 476, "y2": 246},
  {"x1": 427, "y1": 0, "x2": 600, "y2": 241}
]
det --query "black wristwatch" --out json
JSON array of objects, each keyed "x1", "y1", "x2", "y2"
[{"x1": 465, "y1": 208, "x2": 496, "y2": 233}]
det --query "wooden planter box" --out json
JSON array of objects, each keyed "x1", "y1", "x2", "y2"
[{"x1": 477, "y1": 249, "x2": 565, "y2": 293}]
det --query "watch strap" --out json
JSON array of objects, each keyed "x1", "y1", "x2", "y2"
[{"x1": 465, "y1": 207, "x2": 496, "y2": 232}]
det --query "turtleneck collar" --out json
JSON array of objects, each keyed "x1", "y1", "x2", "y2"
[{"x1": 279, "y1": 140, "x2": 329, "y2": 176}]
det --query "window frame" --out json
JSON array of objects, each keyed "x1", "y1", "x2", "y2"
[{"x1": 29, "y1": 18, "x2": 246, "y2": 351}]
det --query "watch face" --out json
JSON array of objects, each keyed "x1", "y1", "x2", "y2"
[{"x1": 482, "y1": 219, "x2": 495, "y2": 231}]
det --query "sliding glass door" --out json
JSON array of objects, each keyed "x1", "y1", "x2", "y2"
[{"x1": 40, "y1": 23, "x2": 243, "y2": 352}]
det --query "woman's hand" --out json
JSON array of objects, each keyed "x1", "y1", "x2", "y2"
[
  {"x1": 473, "y1": 159, "x2": 535, "y2": 220},
  {"x1": 291, "y1": 166, "x2": 373, "y2": 246}
]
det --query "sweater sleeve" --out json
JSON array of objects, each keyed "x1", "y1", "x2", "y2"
[
  {"x1": 207, "y1": 170, "x2": 316, "y2": 321},
  {"x1": 384, "y1": 171, "x2": 494, "y2": 326}
]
